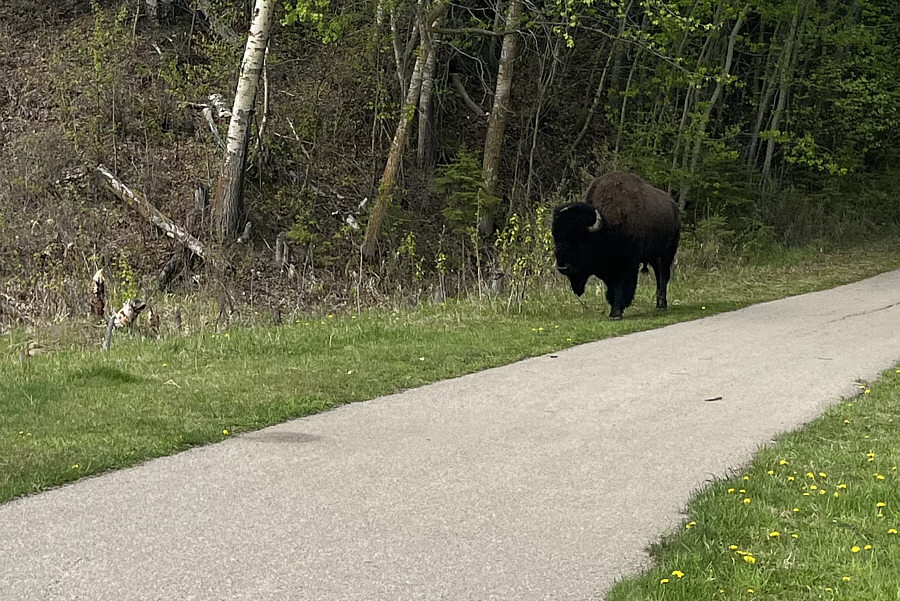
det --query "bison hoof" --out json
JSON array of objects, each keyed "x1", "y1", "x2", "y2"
[{"x1": 609, "y1": 308, "x2": 623, "y2": 321}]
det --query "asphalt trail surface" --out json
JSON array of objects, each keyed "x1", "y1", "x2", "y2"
[{"x1": 3, "y1": 270, "x2": 900, "y2": 600}]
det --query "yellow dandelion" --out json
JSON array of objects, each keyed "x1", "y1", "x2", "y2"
[
  {"x1": 807, "y1": 472, "x2": 815, "y2": 479},
  {"x1": 851, "y1": 546, "x2": 860, "y2": 553},
  {"x1": 876, "y1": 474, "x2": 886, "y2": 481},
  {"x1": 834, "y1": 492, "x2": 840, "y2": 498},
  {"x1": 327, "y1": 314, "x2": 334, "y2": 319},
  {"x1": 865, "y1": 389, "x2": 870, "y2": 394},
  {"x1": 810, "y1": 485, "x2": 818, "y2": 490},
  {"x1": 791, "y1": 533, "x2": 799, "y2": 539},
  {"x1": 779, "y1": 459, "x2": 789, "y2": 465},
  {"x1": 793, "y1": 507, "x2": 800, "y2": 512},
  {"x1": 660, "y1": 578, "x2": 670, "y2": 585},
  {"x1": 743, "y1": 498, "x2": 752, "y2": 504},
  {"x1": 743, "y1": 475, "x2": 750, "y2": 481},
  {"x1": 838, "y1": 483, "x2": 847, "y2": 489},
  {"x1": 742, "y1": 555, "x2": 756, "y2": 564},
  {"x1": 671, "y1": 570, "x2": 685, "y2": 579},
  {"x1": 842, "y1": 576, "x2": 851, "y2": 582},
  {"x1": 727, "y1": 488, "x2": 736, "y2": 494},
  {"x1": 888, "y1": 529, "x2": 898, "y2": 535},
  {"x1": 844, "y1": 419, "x2": 851, "y2": 424},
  {"x1": 222, "y1": 429, "x2": 229, "y2": 435},
  {"x1": 72, "y1": 464, "x2": 79, "y2": 469},
  {"x1": 788, "y1": 475, "x2": 795, "y2": 482},
  {"x1": 739, "y1": 488, "x2": 747, "y2": 493},
  {"x1": 747, "y1": 588, "x2": 755, "y2": 594},
  {"x1": 769, "y1": 531, "x2": 780, "y2": 538},
  {"x1": 819, "y1": 472, "x2": 827, "y2": 478},
  {"x1": 767, "y1": 470, "x2": 775, "y2": 476},
  {"x1": 224, "y1": 332, "x2": 230, "y2": 338},
  {"x1": 876, "y1": 502, "x2": 887, "y2": 508},
  {"x1": 685, "y1": 521, "x2": 696, "y2": 530},
  {"x1": 729, "y1": 544, "x2": 739, "y2": 550},
  {"x1": 538, "y1": 327, "x2": 544, "y2": 331},
  {"x1": 819, "y1": 490, "x2": 827, "y2": 495},
  {"x1": 864, "y1": 544, "x2": 872, "y2": 550},
  {"x1": 825, "y1": 588, "x2": 833, "y2": 593},
  {"x1": 803, "y1": 492, "x2": 811, "y2": 496},
  {"x1": 162, "y1": 363, "x2": 168, "y2": 367}
]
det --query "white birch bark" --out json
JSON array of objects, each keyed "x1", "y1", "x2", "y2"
[{"x1": 213, "y1": 0, "x2": 275, "y2": 240}]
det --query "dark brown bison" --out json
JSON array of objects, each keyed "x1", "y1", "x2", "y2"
[{"x1": 552, "y1": 171, "x2": 680, "y2": 320}]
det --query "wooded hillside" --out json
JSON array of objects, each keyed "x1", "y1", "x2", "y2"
[{"x1": 1, "y1": 0, "x2": 898, "y2": 323}]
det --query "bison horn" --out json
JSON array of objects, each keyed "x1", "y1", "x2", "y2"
[{"x1": 587, "y1": 209, "x2": 603, "y2": 232}]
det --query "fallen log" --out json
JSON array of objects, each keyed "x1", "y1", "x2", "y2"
[{"x1": 96, "y1": 165, "x2": 207, "y2": 259}]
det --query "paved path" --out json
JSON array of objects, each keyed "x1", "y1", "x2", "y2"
[{"x1": 3, "y1": 270, "x2": 900, "y2": 600}]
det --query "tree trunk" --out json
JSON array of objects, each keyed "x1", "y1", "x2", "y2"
[
  {"x1": 480, "y1": 0, "x2": 523, "y2": 236},
  {"x1": 362, "y1": 2, "x2": 447, "y2": 258},
  {"x1": 762, "y1": 6, "x2": 803, "y2": 179},
  {"x1": 416, "y1": 34, "x2": 439, "y2": 167},
  {"x1": 614, "y1": 48, "x2": 643, "y2": 156},
  {"x1": 212, "y1": 0, "x2": 275, "y2": 241},
  {"x1": 679, "y1": 10, "x2": 746, "y2": 211},
  {"x1": 746, "y1": 22, "x2": 782, "y2": 166}
]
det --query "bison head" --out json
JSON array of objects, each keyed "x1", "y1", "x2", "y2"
[{"x1": 551, "y1": 202, "x2": 602, "y2": 297}]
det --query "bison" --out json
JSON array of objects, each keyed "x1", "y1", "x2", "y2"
[{"x1": 552, "y1": 171, "x2": 680, "y2": 320}]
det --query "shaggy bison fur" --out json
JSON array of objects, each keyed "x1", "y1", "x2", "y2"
[{"x1": 552, "y1": 171, "x2": 680, "y2": 320}]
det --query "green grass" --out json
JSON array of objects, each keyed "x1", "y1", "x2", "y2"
[
  {"x1": 1, "y1": 237, "x2": 899, "y2": 504},
  {"x1": 606, "y1": 367, "x2": 900, "y2": 600}
]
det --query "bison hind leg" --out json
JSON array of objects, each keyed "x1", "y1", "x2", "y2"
[{"x1": 650, "y1": 254, "x2": 674, "y2": 310}]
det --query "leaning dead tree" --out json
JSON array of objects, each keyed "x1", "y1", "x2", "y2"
[
  {"x1": 96, "y1": 165, "x2": 209, "y2": 261},
  {"x1": 212, "y1": 0, "x2": 275, "y2": 240},
  {"x1": 362, "y1": 1, "x2": 447, "y2": 259}
]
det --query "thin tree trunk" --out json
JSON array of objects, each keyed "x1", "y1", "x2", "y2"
[
  {"x1": 762, "y1": 5, "x2": 803, "y2": 179},
  {"x1": 417, "y1": 35, "x2": 439, "y2": 167},
  {"x1": 679, "y1": 10, "x2": 746, "y2": 211},
  {"x1": 747, "y1": 22, "x2": 782, "y2": 166},
  {"x1": 212, "y1": 0, "x2": 275, "y2": 240},
  {"x1": 526, "y1": 38, "x2": 559, "y2": 202},
  {"x1": 480, "y1": 0, "x2": 523, "y2": 236},
  {"x1": 362, "y1": 2, "x2": 447, "y2": 258},
  {"x1": 614, "y1": 48, "x2": 642, "y2": 156},
  {"x1": 572, "y1": 5, "x2": 630, "y2": 153},
  {"x1": 390, "y1": 5, "x2": 408, "y2": 99}
]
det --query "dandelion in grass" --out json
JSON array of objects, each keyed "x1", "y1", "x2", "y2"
[
  {"x1": 888, "y1": 528, "x2": 898, "y2": 535},
  {"x1": 779, "y1": 459, "x2": 789, "y2": 466},
  {"x1": 684, "y1": 521, "x2": 696, "y2": 530},
  {"x1": 803, "y1": 492, "x2": 810, "y2": 496},
  {"x1": 819, "y1": 472, "x2": 827, "y2": 478},
  {"x1": 844, "y1": 419, "x2": 851, "y2": 424},
  {"x1": 767, "y1": 470, "x2": 775, "y2": 476},
  {"x1": 743, "y1": 498, "x2": 752, "y2": 504},
  {"x1": 72, "y1": 464, "x2": 79, "y2": 469},
  {"x1": 876, "y1": 502, "x2": 886, "y2": 508},
  {"x1": 729, "y1": 544, "x2": 739, "y2": 550},
  {"x1": 671, "y1": 570, "x2": 684, "y2": 579},
  {"x1": 788, "y1": 475, "x2": 795, "y2": 482},
  {"x1": 867, "y1": 452, "x2": 875, "y2": 462},
  {"x1": 807, "y1": 472, "x2": 815, "y2": 479},
  {"x1": 769, "y1": 531, "x2": 780, "y2": 538},
  {"x1": 792, "y1": 533, "x2": 799, "y2": 539},
  {"x1": 865, "y1": 544, "x2": 872, "y2": 550},
  {"x1": 851, "y1": 546, "x2": 861, "y2": 553},
  {"x1": 842, "y1": 576, "x2": 852, "y2": 582},
  {"x1": 810, "y1": 484, "x2": 818, "y2": 490},
  {"x1": 793, "y1": 507, "x2": 800, "y2": 512},
  {"x1": 742, "y1": 555, "x2": 756, "y2": 564},
  {"x1": 743, "y1": 475, "x2": 750, "y2": 481},
  {"x1": 740, "y1": 488, "x2": 746, "y2": 493},
  {"x1": 838, "y1": 483, "x2": 847, "y2": 489},
  {"x1": 875, "y1": 473, "x2": 885, "y2": 481},
  {"x1": 865, "y1": 389, "x2": 871, "y2": 394},
  {"x1": 834, "y1": 492, "x2": 840, "y2": 498},
  {"x1": 659, "y1": 578, "x2": 670, "y2": 585},
  {"x1": 223, "y1": 429, "x2": 229, "y2": 435},
  {"x1": 727, "y1": 488, "x2": 735, "y2": 494},
  {"x1": 747, "y1": 588, "x2": 755, "y2": 594}
]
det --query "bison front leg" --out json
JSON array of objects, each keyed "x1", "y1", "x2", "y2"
[{"x1": 604, "y1": 266, "x2": 639, "y2": 320}]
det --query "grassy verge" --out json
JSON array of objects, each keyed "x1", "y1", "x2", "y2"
[
  {"x1": 607, "y1": 366, "x2": 900, "y2": 600},
  {"x1": 1, "y1": 237, "x2": 899, "y2": 504}
]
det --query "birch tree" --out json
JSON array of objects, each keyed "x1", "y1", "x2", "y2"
[
  {"x1": 479, "y1": 0, "x2": 523, "y2": 236},
  {"x1": 362, "y1": 1, "x2": 447, "y2": 259},
  {"x1": 212, "y1": 0, "x2": 275, "y2": 240}
]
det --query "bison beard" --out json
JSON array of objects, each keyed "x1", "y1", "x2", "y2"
[{"x1": 552, "y1": 171, "x2": 680, "y2": 320}]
